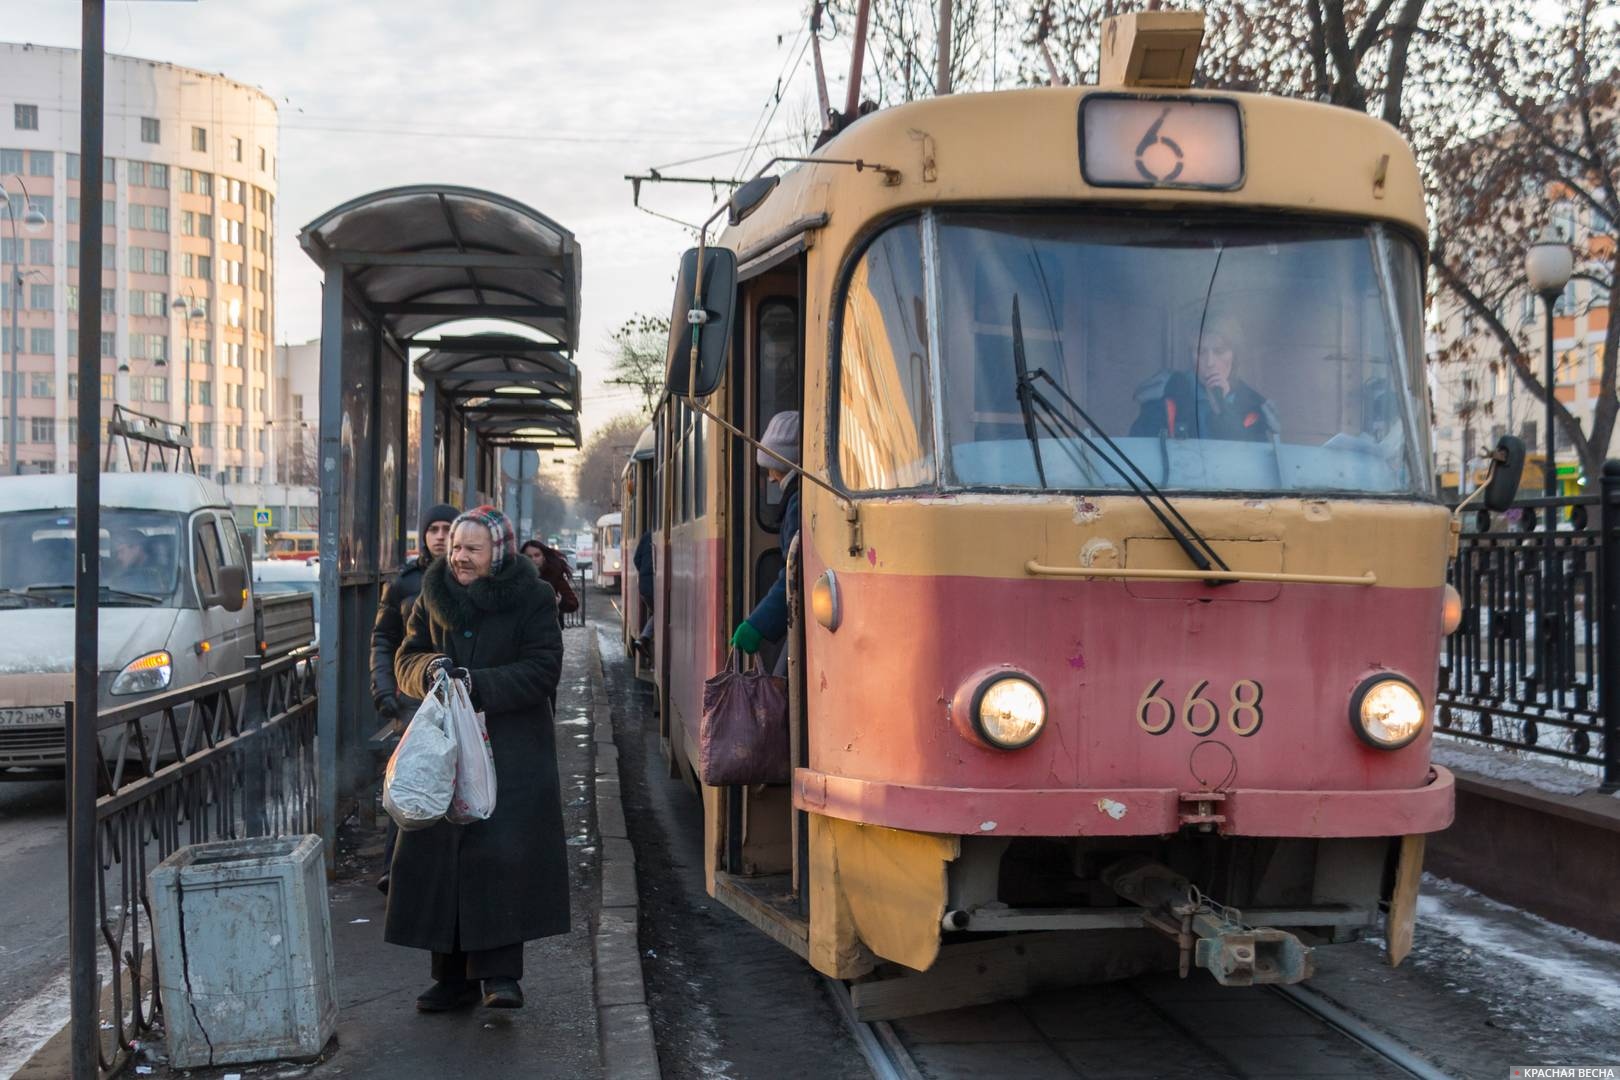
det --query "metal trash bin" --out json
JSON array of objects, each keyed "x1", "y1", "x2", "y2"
[{"x1": 149, "y1": 834, "x2": 337, "y2": 1068}]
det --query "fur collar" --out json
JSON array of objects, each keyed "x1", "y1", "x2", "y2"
[{"x1": 420, "y1": 554, "x2": 544, "y2": 630}]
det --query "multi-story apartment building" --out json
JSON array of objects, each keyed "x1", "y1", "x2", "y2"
[
  {"x1": 0, "y1": 43, "x2": 278, "y2": 493},
  {"x1": 1430, "y1": 196, "x2": 1615, "y2": 496}
]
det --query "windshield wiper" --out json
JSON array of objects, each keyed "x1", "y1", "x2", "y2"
[
  {"x1": 25, "y1": 583, "x2": 165, "y2": 606},
  {"x1": 0, "y1": 588, "x2": 61, "y2": 608},
  {"x1": 1010, "y1": 296, "x2": 1049, "y2": 488},
  {"x1": 1007, "y1": 297, "x2": 1232, "y2": 582}
]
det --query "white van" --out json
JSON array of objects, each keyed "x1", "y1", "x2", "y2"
[{"x1": 0, "y1": 472, "x2": 256, "y2": 774}]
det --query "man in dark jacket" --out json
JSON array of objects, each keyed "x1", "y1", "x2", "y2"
[
  {"x1": 370, "y1": 502, "x2": 456, "y2": 892},
  {"x1": 730, "y1": 411, "x2": 800, "y2": 672},
  {"x1": 372, "y1": 503, "x2": 459, "y2": 724},
  {"x1": 390, "y1": 505, "x2": 566, "y2": 1013},
  {"x1": 1128, "y1": 317, "x2": 1277, "y2": 442},
  {"x1": 633, "y1": 529, "x2": 654, "y2": 654}
]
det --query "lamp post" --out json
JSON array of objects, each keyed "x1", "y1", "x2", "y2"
[
  {"x1": 170, "y1": 292, "x2": 206, "y2": 435},
  {"x1": 1526, "y1": 231, "x2": 1574, "y2": 499},
  {"x1": 2, "y1": 174, "x2": 49, "y2": 475},
  {"x1": 1525, "y1": 230, "x2": 1575, "y2": 688}
]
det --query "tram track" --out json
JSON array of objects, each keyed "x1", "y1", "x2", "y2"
[{"x1": 826, "y1": 974, "x2": 1459, "y2": 1080}]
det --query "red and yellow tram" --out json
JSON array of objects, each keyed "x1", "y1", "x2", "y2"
[{"x1": 639, "y1": 13, "x2": 1496, "y2": 1011}]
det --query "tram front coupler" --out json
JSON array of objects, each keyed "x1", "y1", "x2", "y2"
[{"x1": 1102, "y1": 856, "x2": 1314, "y2": 987}]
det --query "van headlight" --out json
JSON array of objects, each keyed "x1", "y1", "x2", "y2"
[
  {"x1": 1350, "y1": 674, "x2": 1425, "y2": 749},
  {"x1": 111, "y1": 651, "x2": 173, "y2": 696},
  {"x1": 971, "y1": 674, "x2": 1047, "y2": 750}
]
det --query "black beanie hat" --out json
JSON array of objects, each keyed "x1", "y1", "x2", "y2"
[{"x1": 420, "y1": 502, "x2": 459, "y2": 537}]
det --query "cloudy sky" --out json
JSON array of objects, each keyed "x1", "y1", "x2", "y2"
[{"x1": 12, "y1": 0, "x2": 848, "y2": 435}]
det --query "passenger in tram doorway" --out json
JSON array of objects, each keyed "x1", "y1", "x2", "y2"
[
  {"x1": 369, "y1": 502, "x2": 458, "y2": 894},
  {"x1": 390, "y1": 504, "x2": 567, "y2": 1012},
  {"x1": 633, "y1": 529, "x2": 654, "y2": 654},
  {"x1": 730, "y1": 411, "x2": 800, "y2": 675},
  {"x1": 1128, "y1": 314, "x2": 1278, "y2": 442}
]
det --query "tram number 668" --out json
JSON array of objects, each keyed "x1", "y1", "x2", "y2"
[{"x1": 1137, "y1": 678, "x2": 1264, "y2": 737}]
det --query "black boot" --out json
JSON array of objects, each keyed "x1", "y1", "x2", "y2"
[
  {"x1": 416, "y1": 979, "x2": 480, "y2": 1012},
  {"x1": 481, "y1": 977, "x2": 523, "y2": 1009}
]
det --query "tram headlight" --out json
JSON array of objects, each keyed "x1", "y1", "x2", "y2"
[
  {"x1": 1350, "y1": 675, "x2": 1425, "y2": 750},
  {"x1": 111, "y1": 650, "x2": 173, "y2": 696},
  {"x1": 971, "y1": 675, "x2": 1047, "y2": 750}
]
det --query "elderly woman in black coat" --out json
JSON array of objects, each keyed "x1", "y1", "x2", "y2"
[{"x1": 388, "y1": 504, "x2": 567, "y2": 1012}]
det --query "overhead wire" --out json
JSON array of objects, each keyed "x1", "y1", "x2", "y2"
[{"x1": 733, "y1": 12, "x2": 817, "y2": 182}]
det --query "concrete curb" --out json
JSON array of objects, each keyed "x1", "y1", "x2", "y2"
[{"x1": 588, "y1": 632, "x2": 662, "y2": 1080}]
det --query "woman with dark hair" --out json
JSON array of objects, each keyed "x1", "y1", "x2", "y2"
[
  {"x1": 519, "y1": 538, "x2": 579, "y2": 627},
  {"x1": 389, "y1": 505, "x2": 567, "y2": 1012}
]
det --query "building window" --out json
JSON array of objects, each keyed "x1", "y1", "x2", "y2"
[
  {"x1": 31, "y1": 373, "x2": 53, "y2": 397},
  {"x1": 30, "y1": 417, "x2": 53, "y2": 443},
  {"x1": 28, "y1": 283, "x2": 51, "y2": 310},
  {"x1": 232, "y1": 136, "x2": 243, "y2": 162},
  {"x1": 150, "y1": 205, "x2": 168, "y2": 232},
  {"x1": 258, "y1": 146, "x2": 266, "y2": 171},
  {"x1": 29, "y1": 151, "x2": 51, "y2": 177},
  {"x1": 199, "y1": 212, "x2": 213, "y2": 237},
  {"x1": 149, "y1": 163, "x2": 168, "y2": 189},
  {"x1": 197, "y1": 172, "x2": 213, "y2": 197},
  {"x1": 140, "y1": 116, "x2": 160, "y2": 143},
  {"x1": 29, "y1": 328, "x2": 53, "y2": 355},
  {"x1": 28, "y1": 239, "x2": 48, "y2": 265},
  {"x1": 0, "y1": 149, "x2": 18, "y2": 174},
  {"x1": 197, "y1": 422, "x2": 212, "y2": 446},
  {"x1": 14, "y1": 105, "x2": 38, "y2": 130},
  {"x1": 191, "y1": 126, "x2": 207, "y2": 152}
]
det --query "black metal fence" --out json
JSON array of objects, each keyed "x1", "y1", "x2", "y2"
[
  {"x1": 81, "y1": 647, "x2": 317, "y2": 1075},
  {"x1": 1440, "y1": 465, "x2": 1620, "y2": 788}
]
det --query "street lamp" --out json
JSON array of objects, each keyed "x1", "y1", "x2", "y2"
[
  {"x1": 1524, "y1": 230, "x2": 1574, "y2": 689},
  {"x1": 1525, "y1": 231, "x2": 1574, "y2": 499},
  {"x1": 3, "y1": 174, "x2": 49, "y2": 476},
  {"x1": 170, "y1": 292, "x2": 206, "y2": 435}
]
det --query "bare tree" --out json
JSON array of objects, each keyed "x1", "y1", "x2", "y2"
[
  {"x1": 829, "y1": 0, "x2": 990, "y2": 104},
  {"x1": 1018, "y1": 0, "x2": 1429, "y2": 130},
  {"x1": 1422, "y1": 0, "x2": 1619, "y2": 478},
  {"x1": 574, "y1": 413, "x2": 649, "y2": 522},
  {"x1": 605, "y1": 313, "x2": 669, "y2": 417}
]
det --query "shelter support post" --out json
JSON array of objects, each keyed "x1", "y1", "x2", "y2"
[{"x1": 317, "y1": 258, "x2": 346, "y2": 872}]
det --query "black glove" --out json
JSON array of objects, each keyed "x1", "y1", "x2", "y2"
[
  {"x1": 429, "y1": 656, "x2": 470, "y2": 683},
  {"x1": 375, "y1": 694, "x2": 399, "y2": 722}
]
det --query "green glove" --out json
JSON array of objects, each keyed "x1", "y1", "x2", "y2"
[{"x1": 731, "y1": 620, "x2": 762, "y2": 654}]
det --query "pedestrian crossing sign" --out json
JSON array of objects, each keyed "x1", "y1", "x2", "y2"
[{"x1": 254, "y1": 509, "x2": 272, "y2": 527}]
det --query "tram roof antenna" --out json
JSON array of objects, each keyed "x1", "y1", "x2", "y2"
[{"x1": 809, "y1": 2, "x2": 832, "y2": 130}]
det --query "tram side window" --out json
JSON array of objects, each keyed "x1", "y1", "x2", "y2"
[
  {"x1": 756, "y1": 299, "x2": 800, "y2": 530},
  {"x1": 836, "y1": 222, "x2": 936, "y2": 491}
]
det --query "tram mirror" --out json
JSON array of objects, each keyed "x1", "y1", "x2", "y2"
[
  {"x1": 728, "y1": 175, "x2": 780, "y2": 227},
  {"x1": 1483, "y1": 435, "x2": 1526, "y2": 513},
  {"x1": 666, "y1": 246, "x2": 737, "y2": 399}
]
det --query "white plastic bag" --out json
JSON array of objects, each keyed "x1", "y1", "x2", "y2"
[
  {"x1": 445, "y1": 675, "x2": 497, "y2": 824},
  {"x1": 382, "y1": 674, "x2": 458, "y2": 831}
]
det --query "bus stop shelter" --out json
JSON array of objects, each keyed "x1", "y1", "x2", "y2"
[{"x1": 298, "y1": 185, "x2": 582, "y2": 858}]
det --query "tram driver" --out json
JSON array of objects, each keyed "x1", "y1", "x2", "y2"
[
  {"x1": 1128, "y1": 314, "x2": 1278, "y2": 442},
  {"x1": 729, "y1": 411, "x2": 801, "y2": 675}
]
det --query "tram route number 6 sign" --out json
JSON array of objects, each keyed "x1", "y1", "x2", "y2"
[{"x1": 1137, "y1": 678, "x2": 1264, "y2": 737}]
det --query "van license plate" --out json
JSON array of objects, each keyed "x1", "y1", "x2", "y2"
[{"x1": 0, "y1": 706, "x2": 67, "y2": 728}]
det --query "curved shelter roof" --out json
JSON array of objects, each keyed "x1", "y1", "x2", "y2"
[
  {"x1": 299, "y1": 185, "x2": 581, "y2": 346},
  {"x1": 417, "y1": 334, "x2": 582, "y2": 450}
]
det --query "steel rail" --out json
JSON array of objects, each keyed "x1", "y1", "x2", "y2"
[
  {"x1": 823, "y1": 978, "x2": 919, "y2": 1080},
  {"x1": 1270, "y1": 982, "x2": 1459, "y2": 1080}
]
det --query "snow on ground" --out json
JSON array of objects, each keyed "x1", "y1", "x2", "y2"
[
  {"x1": 1419, "y1": 875, "x2": 1620, "y2": 1019},
  {"x1": 1432, "y1": 736, "x2": 1613, "y2": 796}
]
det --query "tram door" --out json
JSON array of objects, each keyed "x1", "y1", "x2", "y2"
[{"x1": 726, "y1": 260, "x2": 802, "y2": 886}]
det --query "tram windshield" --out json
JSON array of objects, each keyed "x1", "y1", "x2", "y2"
[{"x1": 835, "y1": 214, "x2": 1431, "y2": 496}]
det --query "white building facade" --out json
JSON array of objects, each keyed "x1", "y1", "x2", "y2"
[{"x1": 0, "y1": 43, "x2": 279, "y2": 505}]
